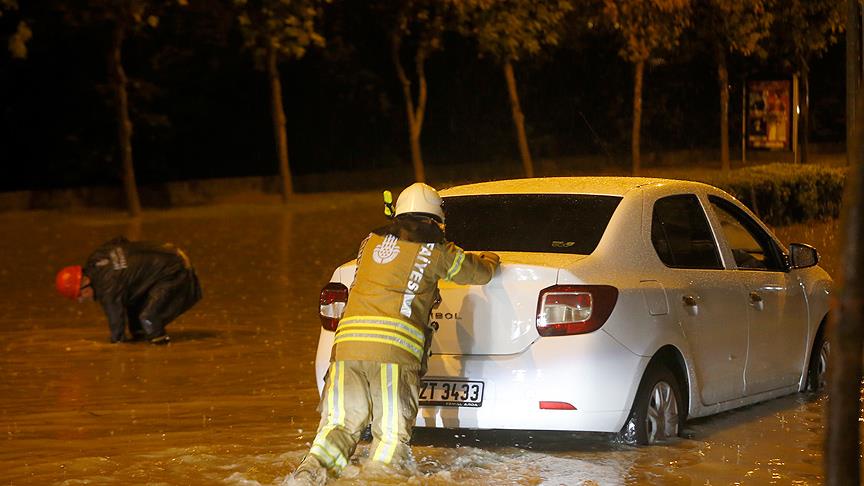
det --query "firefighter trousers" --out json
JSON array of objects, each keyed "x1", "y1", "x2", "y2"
[{"x1": 297, "y1": 360, "x2": 420, "y2": 475}]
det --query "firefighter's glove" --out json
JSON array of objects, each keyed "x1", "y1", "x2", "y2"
[{"x1": 480, "y1": 251, "x2": 501, "y2": 267}]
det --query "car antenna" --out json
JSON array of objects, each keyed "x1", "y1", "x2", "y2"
[{"x1": 383, "y1": 190, "x2": 395, "y2": 219}]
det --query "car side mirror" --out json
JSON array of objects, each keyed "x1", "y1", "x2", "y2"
[{"x1": 789, "y1": 243, "x2": 819, "y2": 269}]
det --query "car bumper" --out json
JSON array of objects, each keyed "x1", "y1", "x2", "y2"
[
  {"x1": 417, "y1": 330, "x2": 648, "y2": 433},
  {"x1": 315, "y1": 329, "x2": 648, "y2": 433}
]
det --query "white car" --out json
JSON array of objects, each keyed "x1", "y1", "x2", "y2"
[{"x1": 315, "y1": 177, "x2": 832, "y2": 444}]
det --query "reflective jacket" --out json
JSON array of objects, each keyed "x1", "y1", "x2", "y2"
[{"x1": 333, "y1": 216, "x2": 498, "y2": 365}]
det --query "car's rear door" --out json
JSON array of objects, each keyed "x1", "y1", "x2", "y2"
[
  {"x1": 650, "y1": 194, "x2": 749, "y2": 405},
  {"x1": 706, "y1": 195, "x2": 808, "y2": 394}
]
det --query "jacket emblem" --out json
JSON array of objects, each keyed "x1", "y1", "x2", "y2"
[
  {"x1": 109, "y1": 248, "x2": 128, "y2": 270},
  {"x1": 372, "y1": 234, "x2": 400, "y2": 264}
]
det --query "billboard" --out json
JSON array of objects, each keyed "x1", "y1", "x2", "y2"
[{"x1": 746, "y1": 79, "x2": 792, "y2": 150}]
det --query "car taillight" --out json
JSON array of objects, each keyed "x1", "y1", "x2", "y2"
[
  {"x1": 320, "y1": 282, "x2": 348, "y2": 331},
  {"x1": 536, "y1": 285, "x2": 618, "y2": 337}
]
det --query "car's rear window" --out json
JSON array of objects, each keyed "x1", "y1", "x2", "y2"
[{"x1": 443, "y1": 194, "x2": 622, "y2": 255}]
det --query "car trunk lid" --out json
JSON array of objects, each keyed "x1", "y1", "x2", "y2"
[{"x1": 430, "y1": 252, "x2": 584, "y2": 356}]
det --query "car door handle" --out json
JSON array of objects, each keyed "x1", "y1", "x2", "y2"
[
  {"x1": 749, "y1": 291, "x2": 764, "y2": 311},
  {"x1": 682, "y1": 295, "x2": 699, "y2": 316}
]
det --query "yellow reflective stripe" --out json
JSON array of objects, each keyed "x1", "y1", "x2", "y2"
[
  {"x1": 312, "y1": 424, "x2": 348, "y2": 469},
  {"x1": 388, "y1": 363, "x2": 400, "y2": 463},
  {"x1": 336, "y1": 329, "x2": 422, "y2": 351},
  {"x1": 445, "y1": 251, "x2": 465, "y2": 280},
  {"x1": 373, "y1": 364, "x2": 390, "y2": 462},
  {"x1": 338, "y1": 320, "x2": 424, "y2": 344},
  {"x1": 337, "y1": 362, "x2": 345, "y2": 426},
  {"x1": 326, "y1": 366, "x2": 336, "y2": 423},
  {"x1": 334, "y1": 333, "x2": 422, "y2": 352},
  {"x1": 310, "y1": 441, "x2": 347, "y2": 469},
  {"x1": 336, "y1": 323, "x2": 423, "y2": 347},
  {"x1": 339, "y1": 315, "x2": 425, "y2": 342},
  {"x1": 334, "y1": 333, "x2": 423, "y2": 360},
  {"x1": 373, "y1": 363, "x2": 400, "y2": 464},
  {"x1": 334, "y1": 336, "x2": 422, "y2": 361},
  {"x1": 309, "y1": 443, "x2": 333, "y2": 464},
  {"x1": 310, "y1": 362, "x2": 349, "y2": 470}
]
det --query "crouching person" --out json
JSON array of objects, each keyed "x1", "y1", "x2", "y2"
[
  {"x1": 55, "y1": 236, "x2": 202, "y2": 344},
  {"x1": 290, "y1": 183, "x2": 500, "y2": 485}
]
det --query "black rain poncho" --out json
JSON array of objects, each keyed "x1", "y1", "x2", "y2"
[{"x1": 83, "y1": 237, "x2": 202, "y2": 342}]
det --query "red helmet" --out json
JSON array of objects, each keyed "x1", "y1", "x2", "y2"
[{"x1": 56, "y1": 265, "x2": 83, "y2": 300}]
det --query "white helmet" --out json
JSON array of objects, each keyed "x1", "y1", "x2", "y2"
[{"x1": 395, "y1": 182, "x2": 444, "y2": 223}]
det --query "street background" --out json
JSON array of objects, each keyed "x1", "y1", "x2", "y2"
[{"x1": 0, "y1": 194, "x2": 844, "y2": 485}]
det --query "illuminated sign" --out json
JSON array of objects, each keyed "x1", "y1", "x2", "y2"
[{"x1": 746, "y1": 79, "x2": 792, "y2": 150}]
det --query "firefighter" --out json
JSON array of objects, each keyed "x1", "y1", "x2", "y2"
[
  {"x1": 290, "y1": 183, "x2": 500, "y2": 484},
  {"x1": 55, "y1": 236, "x2": 202, "y2": 345}
]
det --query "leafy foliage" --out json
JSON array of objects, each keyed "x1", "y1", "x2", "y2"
[
  {"x1": 1, "y1": 0, "x2": 29, "y2": 59},
  {"x1": 235, "y1": 0, "x2": 326, "y2": 66},
  {"x1": 7, "y1": 20, "x2": 30, "y2": 58},
  {"x1": 57, "y1": 0, "x2": 188, "y2": 30},
  {"x1": 0, "y1": 0, "x2": 16, "y2": 14},
  {"x1": 390, "y1": 0, "x2": 450, "y2": 57},
  {"x1": 602, "y1": 0, "x2": 691, "y2": 63},
  {"x1": 451, "y1": 0, "x2": 573, "y2": 62},
  {"x1": 770, "y1": 0, "x2": 844, "y2": 66},
  {"x1": 694, "y1": 0, "x2": 772, "y2": 57}
]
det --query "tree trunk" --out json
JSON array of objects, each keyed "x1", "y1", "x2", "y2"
[
  {"x1": 632, "y1": 60, "x2": 644, "y2": 175},
  {"x1": 826, "y1": 5, "x2": 864, "y2": 484},
  {"x1": 846, "y1": 0, "x2": 861, "y2": 165},
  {"x1": 800, "y1": 57, "x2": 810, "y2": 165},
  {"x1": 267, "y1": 43, "x2": 293, "y2": 201},
  {"x1": 109, "y1": 21, "x2": 141, "y2": 217},
  {"x1": 825, "y1": 84, "x2": 864, "y2": 486},
  {"x1": 411, "y1": 47, "x2": 428, "y2": 183},
  {"x1": 391, "y1": 30, "x2": 426, "y2": 183},
  {"x1": 504, "y1": 59, "x2": 534, "y2": 178},
  {"x1": 717, "y1": 45, "x2": 730, "y2": 174}
]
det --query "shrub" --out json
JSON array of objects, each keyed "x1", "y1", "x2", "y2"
[{"x1": 691, "y1": 163, "x2": 846, "y2": 226}]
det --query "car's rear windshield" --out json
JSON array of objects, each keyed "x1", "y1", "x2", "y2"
[{"x1": 443, "y1": 194, "x2": 622, "y2": 255}]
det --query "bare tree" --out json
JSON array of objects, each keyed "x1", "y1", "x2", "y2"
[
  {"x1": 602, "y1": 0, "x2": 690, "y2": 175},
  {"x1": 387, "y1": 0, "x2": 449, "y2": 183},
  {"x1": 453, "y1": 0, "x2": 572, "y2": 178},
  {"x1": 55, "y1": 0, "x2": 188, "y2": 216},
  {"x1": 770, "y1": 0, "x2": 844, "y2": 165},
  {"x1": 236, "y1": 0, "x2": 326, "y2": 201},
  {"x1": 693, "y1": 0, "x2": 772, "y2": 174}
]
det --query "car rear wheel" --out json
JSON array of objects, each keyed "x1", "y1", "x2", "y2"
[
  {"x1": 806, "y1": 327, "x2": 829, "y2": 392},
  {"x1": 620, "y1": 364, "x2": 682, "y2": 445}
]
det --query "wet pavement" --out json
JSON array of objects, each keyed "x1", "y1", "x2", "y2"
[{"x1": 0, "y1": 196, "x2": 852, "y2": 485}]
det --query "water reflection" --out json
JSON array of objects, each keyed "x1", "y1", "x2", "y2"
[{"x1": 0, "y1": 203, "x2": 852, "y2": 485}]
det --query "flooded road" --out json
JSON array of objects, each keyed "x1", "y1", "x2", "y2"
[{"x1": 0, "y1": 195, "x2": 852, "y2": 485}]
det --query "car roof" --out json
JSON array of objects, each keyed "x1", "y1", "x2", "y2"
[{"x1": 439, "y1": 176, "x2": 705, "y2": 197}]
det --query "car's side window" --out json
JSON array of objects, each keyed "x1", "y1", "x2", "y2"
[
  {"x1": 708, "y1": 195, "x2": 785, "y2": 272},
  {"x1": 651, "y1": 194, "x2": 723, "y2": 269}
]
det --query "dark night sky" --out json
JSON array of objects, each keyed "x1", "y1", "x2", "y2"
[{"x1": 0, "y1": 2, "x2": 847, "y2": 192}]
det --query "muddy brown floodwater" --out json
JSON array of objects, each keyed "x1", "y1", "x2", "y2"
[{"x1": 0, "y1": 196, "x2": 856, "y2": 485}]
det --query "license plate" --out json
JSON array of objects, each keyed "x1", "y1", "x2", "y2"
[{"x1": 419, "y1": 379, "x2": 484, "y2": 408}]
